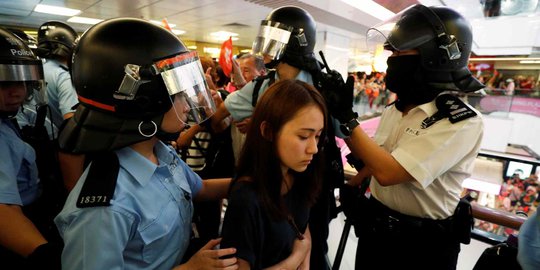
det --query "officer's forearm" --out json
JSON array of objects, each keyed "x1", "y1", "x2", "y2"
[
  {"x1": 345, "y1": 126, "x2": 414, "y2": 186},
  {"x1": 195, "y1": 178, "x2": 231, "y2": 201},
  {"x1": 176, "y1": 124, "x2": 204, "y2": 148},
  {"x1": 0, "y1": 204, "x2": 47, "y2": 257},
  {"x1": 210, "y1": 102, "x2": 231, "y2": 133}
]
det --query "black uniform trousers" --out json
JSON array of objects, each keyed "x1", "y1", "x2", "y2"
[{"x1": 355, "y1": 198, "x2": 460, "y2": 270}]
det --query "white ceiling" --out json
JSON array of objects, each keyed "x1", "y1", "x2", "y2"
[
  {"x1": 0, "y1": 0, "x2": 379, "y2": 49},
  {"x1": 1, "y1": 0, "x2": 539, "y2": 58}
]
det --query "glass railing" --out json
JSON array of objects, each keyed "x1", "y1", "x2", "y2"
[
  {"x1": 463, "y1": 89, "x2": 540, "y2": 118},
  {"x1": 353, "y1": 89, "x2": 540, "y2": 119}
]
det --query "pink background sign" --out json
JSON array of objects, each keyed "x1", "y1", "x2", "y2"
[{"x1": 479, "y1": 96, "x2": 540, "y2": 117}]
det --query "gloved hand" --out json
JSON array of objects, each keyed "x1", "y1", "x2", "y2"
[
  {"x1": 319, "y1": 70, "x2": 357, "y2": 124},
  {"x1": 27, "y1": 242, "x2": 62, "y2": 270}
]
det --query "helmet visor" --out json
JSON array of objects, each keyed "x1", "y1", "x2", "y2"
[
  {"x1": 155, "y1": 51, "x2": 216, "y2": 124},
  {"x1": 251, "y1": 20, "x2": 293, "y2": 62},
  {"x1": 0, "y1": 60, "x2": 44, "y2": 82},
  {"x1": 0, "y1": 60, "x2": 47, "y2": 106},
  {"x1": 366, "y1": 5, "x2": 436, "y2": 53}
]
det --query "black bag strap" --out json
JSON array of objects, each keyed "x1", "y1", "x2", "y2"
[{"x1": 252, "y1": 70, "x2": 276, "y2": 107}]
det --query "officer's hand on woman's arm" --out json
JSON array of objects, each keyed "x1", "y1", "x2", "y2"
[
  {"x1": 346, "y1": 166, "x2": 372, "y2": 187},
  {"x1": 175, "y1": 238, "x2": 238, "y2": 270}
]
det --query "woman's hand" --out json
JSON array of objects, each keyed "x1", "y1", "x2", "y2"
[{"x1": 264, "y1": 227, "x2": 311, "y2": 270}]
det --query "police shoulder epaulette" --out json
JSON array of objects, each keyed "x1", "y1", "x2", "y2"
[
  {"x1": 421, "y1": 94, "x2": 477, "y2": 129},
  {"x1": 76, "y1": 152, "x2": 119, "y2": 208}
]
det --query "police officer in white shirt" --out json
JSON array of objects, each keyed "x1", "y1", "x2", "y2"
[{"x1": 327, "y1": 4, "x2": 485, "y2": 270}]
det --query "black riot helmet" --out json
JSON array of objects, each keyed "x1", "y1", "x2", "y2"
[
  {"x1": 367, "y1": 4, "x2": 484, "y2": 92},
  {"x1": 59, "y1": 18, "x2": 216, "y2": 153},
  {"x1": 8, "y1": 28, "x2": 38, "y2": 53},
  {"x1": 37, "y1": 21, "x2": 78, "y2": 59},
  {"x1": 252, "y1": 6, "x2": 318, "y2": 70},
  {"x1": 0, "y1": 27, "x2": 46, "y2": 118}
]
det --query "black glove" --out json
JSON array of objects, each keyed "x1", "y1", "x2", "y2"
[
  {"x1": 319, "y1": 70, "x2": 357, "y2": 124},
  {"x1": 27, "y1": 242, "x2": 62, "y2": 270},
  {"x1": 339, "y1": 184, "x2": 362, "y2": 223}
]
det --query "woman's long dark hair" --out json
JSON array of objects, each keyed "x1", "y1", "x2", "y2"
[{"x1": 234, "y1": 79, "x2": 327, "y2": 220}]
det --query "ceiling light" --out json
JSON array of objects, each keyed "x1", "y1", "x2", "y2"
[
  {"x1": 204, "y1": 47, "x2": 220, "y2": 56},
  {"x1": 211, "y1": 31, "x2": 239, "y2": 37},
  {"x1": 340, "y1": 0, "x2": 394, "y2": 21},
  {"x1": 150, "y1": 20, "x2": 176, "y2": 28},
  {"x1": 187, "y1": 45, "x2": 198, "y2": 50},
  {"x1": 470, "y1": 57, "x2": 540, "y2": 61},
  {"x1": 171, "y1": 29, "x2": 185, "y2": 35},
  {"x1": 210, "y1": 31, "x2": 239, "y2": 41},
  {"x1": 34, "y1": 4, "x2": 81, "y2": 16},
  {"x1": 520, "y1": 60, "x2": 540, "y2": 64},
  {"x1": 67, "y1": 16, "x2": 103, "y2": 25}
]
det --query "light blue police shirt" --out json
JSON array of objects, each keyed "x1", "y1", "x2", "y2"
[
  {"x1": 55, "y1": 141, "x2": 203, "y2": 270},
  {"x1": 0, "y1": 119, "x2": 40, "y2": 206},
  {"x1": 518, "y1": 210, "x2": 540, "y2": 270},
  {"x1": 42, "y1": 59, "x2": 79, "y2": 127},
  {"x1": 224, "y1": 69, "x2": 313, "y2": 121}
]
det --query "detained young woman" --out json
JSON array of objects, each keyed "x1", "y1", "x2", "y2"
[{"x1": 220, "y1": 79, "x2": 327, "y2": 269}]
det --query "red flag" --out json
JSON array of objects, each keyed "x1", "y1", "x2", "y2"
[
  {"x1": 219, "y1": 37, "x2": 233, "y2": 77},
  {"x1": 161, "y1": 18, "x2": 173, "y2": 32}
]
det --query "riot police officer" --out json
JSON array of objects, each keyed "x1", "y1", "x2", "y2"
[
  {"x1": 0, "y1": 27, "x2": 61, "y2": 270},
  {"x1": 210, "y1": 6, "x2": 343, "y2": 269},
  {"x1": 54, "y1": 18, "x2": 237, "y2": 269},
  {"x1": 35, "y1": 21, "x2": 79, "y2": 128},
  {"x1": 210, "y1": 5, "x2": 321, "y2": 132},
  {"x1": 328, "y1": 4, "x2": 484, "y2": 270}
]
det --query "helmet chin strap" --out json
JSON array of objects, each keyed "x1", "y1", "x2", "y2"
[
  {"x1": 0, "y1": 110, "x2": 18, "y2": 119},
  {"x1": 156, "y1": 128, "x2": 182, "y2": 142},
  {"x1": 265, "y1": 59, "x2": 279, "y2": 69}
]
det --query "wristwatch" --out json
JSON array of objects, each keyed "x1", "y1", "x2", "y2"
[{"x1": 340, "y1": 117, "x2": 360, "y2": 137}]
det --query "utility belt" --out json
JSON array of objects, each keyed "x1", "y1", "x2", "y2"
[
  {"x1": 369, "y1": 197, "x2": 454, "y2": 235},
  {"x1": 367, "y1": 197, "x2": 473, "y2": 244}
]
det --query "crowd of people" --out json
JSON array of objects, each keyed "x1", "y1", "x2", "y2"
[
  {"x1": 1, "y1": 3, "x2": 539, "y2": 270},
  {"x1": 473, "y1": 173, "x2": 539, "y2": 237},
  {"x1": 348, "y1": 71, "x2": 396, "y2": 116},
  {"x1": 348, "y1": 68, "x2": 540, "y2": 120},
  {"x1": 475, "y1": 70, "x2": 539, "y2": 96}
]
